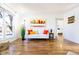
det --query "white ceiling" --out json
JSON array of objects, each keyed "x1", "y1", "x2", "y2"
[{"x1": 4, "y1": 3, "x2": 79, "y2": 14}]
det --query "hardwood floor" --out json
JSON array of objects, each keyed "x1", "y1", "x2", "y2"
[{"x1": 0, "y1": 35, "x2": 79, "y2": 55}]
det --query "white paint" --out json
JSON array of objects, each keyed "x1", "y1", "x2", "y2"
[
  {"x1": 4, "y1": 3, "x2": 79, "y2": 14},
  {"x1": 19, "y1": 13, "x2": 57, "y2": 38},
  {"x1": 1, "y1": 3, "x2": 79, "y2": 42},
  {"x1": 2, "y1": 3, "x2": 78, "y2": 39},
  {"x1": 63, "y1": 6, "x2": 79, "y2": 44}
]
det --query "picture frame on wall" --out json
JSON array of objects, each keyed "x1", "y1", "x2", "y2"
[{"x1": 68, "y1": 16, "x2": 75, "y2": 24}]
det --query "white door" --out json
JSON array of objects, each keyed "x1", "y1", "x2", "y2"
[{"x1": 56, "y1": 18, "x2": 64, "y2": 34}]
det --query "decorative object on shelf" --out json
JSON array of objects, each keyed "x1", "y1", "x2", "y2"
[
  {"x1": 30, "y1": 18, "x2": 46, "y2": 27},
  {"x1": 30, "y1": 19, "x2": 46, "y2": 24},
  {"x1": 68, "y1": 16, "x2": 75, "y2": 24}
]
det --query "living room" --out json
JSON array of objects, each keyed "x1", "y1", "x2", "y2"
[{"x1": 0, "y1": 3, "x2": 79, "y2": 55}]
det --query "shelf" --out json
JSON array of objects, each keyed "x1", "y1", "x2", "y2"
[{"x1": 30, "y1": 24, "x2": 46, "y2": 27}]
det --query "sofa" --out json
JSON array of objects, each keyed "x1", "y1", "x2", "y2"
[{"x1": 25, "y1": 29, "x2": 49, "y2": 39}]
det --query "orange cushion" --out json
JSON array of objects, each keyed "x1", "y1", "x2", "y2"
[{"x1": 30, "y1": 31, "x2": 36, "y2": 35}]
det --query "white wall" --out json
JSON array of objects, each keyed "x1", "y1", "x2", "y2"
[
  {"x1": 19, "y1": 13, "x2": 58, "y2": 38},
  {"x1": 63, "y1": 6, "x2": 79, "y2": 44},
  {"x1": 0, "y1": 4, "x2": 64, "y2": 41},
  {"x1": 13, "y1": 13, "x2": 21, "y2": 40}
]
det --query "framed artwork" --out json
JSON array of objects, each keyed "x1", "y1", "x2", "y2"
[{"x1": 68, "y1": 16, "x2": 75, "y2": 24}]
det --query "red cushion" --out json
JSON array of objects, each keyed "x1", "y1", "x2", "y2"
[
  {"x1": 43, "y1": 30, "x2": 48, "y2": 35},
  {"x1": 28, "y1": 30, "x2": 32, "y2": 34}
]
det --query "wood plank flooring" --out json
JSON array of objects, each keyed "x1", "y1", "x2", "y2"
[{"x1": 0, "y1": 35, "x2": 79, "y2": 55}]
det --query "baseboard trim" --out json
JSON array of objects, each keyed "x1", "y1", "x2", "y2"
[{"x1": 64, "y1": 39, "x2": 79, "y2": 44}]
